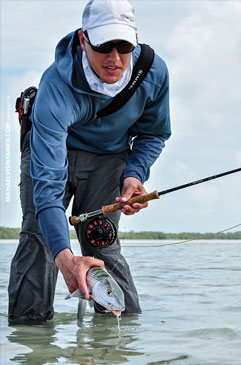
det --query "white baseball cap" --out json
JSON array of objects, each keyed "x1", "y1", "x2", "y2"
[{"x1": 82, "y1": 0, "x2": 137, "y2": 47}]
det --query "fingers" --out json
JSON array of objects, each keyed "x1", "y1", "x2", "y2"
[
  {"x1": 75, "y1": 256, "x2": 105, "y2": 300},
  {"x1": 55, "y1": 249, "x2": 105, "y2": 300},
  {"x1": 117, "y1": 177, "x2": 148, "y2": 215},
  {"x1": 77, "y1": 276, "x2": 90, "y2": 300},
  {"x1": 116, "y1": 196, "x2": 148, "y2": 215},
  {"x1": 122, "y1": 202, "x2": 147, "y2": 215}
]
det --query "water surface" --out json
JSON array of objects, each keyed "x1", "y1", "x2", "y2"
[{"x1": 1, "y1": 239, "x2": 241, "y2": 364}]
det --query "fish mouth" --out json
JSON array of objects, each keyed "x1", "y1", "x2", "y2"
[
  {"x1": 94, "y1": 301, "x2": 124, "y2": 315},
  {"x1": 104, "y1": 304, "x2": 125, "y2": 317},
  {"x1": 104, "y1": 309, "x2": 124, "y2": 317}
]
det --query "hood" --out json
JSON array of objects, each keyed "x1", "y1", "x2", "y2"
[
  {"x1": 54, "y1": 29, "x2": 141, "y2": 96},
  {"x1": 55, "y1": 29, "x2": 98, "y2": 95}
]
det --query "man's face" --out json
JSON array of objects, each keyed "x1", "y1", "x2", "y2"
[{"x1": 79, "y1": 31, "x2": 132, "y2": 84}]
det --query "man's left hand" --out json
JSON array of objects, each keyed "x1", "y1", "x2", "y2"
[{"x1": 116, "y1": 177, "x2": 148, "y2": 215}]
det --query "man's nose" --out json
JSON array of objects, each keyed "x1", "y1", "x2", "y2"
[{"x1": 107, "y1": 47, "x2": 120, "y2": 62}]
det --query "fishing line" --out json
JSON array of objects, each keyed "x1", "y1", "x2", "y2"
[
  {"x1": 109, "y1": 258, "x2": 121, "y2": 274},
  {"x1": 116, "y1": 223, "x2": 241, "y2": 248}
]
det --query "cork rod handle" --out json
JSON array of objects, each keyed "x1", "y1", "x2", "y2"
[{"x1": 102, "y1": 190, "x2": 159, "y2": 216}]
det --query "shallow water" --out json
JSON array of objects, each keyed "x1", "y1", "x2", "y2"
[{"x1": 1, "y1": 239, "x2": 241, "y2": 364}]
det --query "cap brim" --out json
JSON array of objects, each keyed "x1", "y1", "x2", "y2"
[{"x1": 87, "y1": 24, "x2": 137, "y2": 47}]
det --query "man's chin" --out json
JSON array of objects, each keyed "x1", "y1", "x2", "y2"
[
  {"x1": 102, "y1": 77, "x2": 122, "y2": 84},
  {"x1": 99, "y1": 71, "x2": 123, "y2": 84}
]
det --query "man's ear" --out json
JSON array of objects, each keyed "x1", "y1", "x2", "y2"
[{"x1": 78, "y1": 30, "x2": 86, "y2": 51}]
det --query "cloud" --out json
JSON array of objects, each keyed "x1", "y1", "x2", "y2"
[
  {"x1": 189, "y1": 184, "x2": 219, "y2": 214},
  {"x1": 170, "y1": 160, "x2": 194, "y2": 181},
  {"x1": 235, "y1": 151, "x2": 241, "y2": 166},
  {"x1": 1, "y1": 1, "x2": 240, "y2": 232},
  {"x1": 166, "y1": 1, "x2": 241, "y2": 141},
  {"x1": 8, "y1": 70, "x2": 42, "y2": 98},
  {"x1": 1, "y1": 1, "x2": 86, "y2": 70}
]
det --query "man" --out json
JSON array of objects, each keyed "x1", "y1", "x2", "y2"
[{"x1": 8, "y1": 0, "x2": 171, "y2": 322}]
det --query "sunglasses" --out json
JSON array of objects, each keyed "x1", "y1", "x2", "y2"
[{"x1": 83, "y1": 31, "x2": 135, "y2": 54}]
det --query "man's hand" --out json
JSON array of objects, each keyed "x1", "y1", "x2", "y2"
[
  {"x1": 55, "y1": 249, "x2": 105, "y2": 299},
  {"x1": 116, "y1": 177, "x2": 148, "y2": 215}
]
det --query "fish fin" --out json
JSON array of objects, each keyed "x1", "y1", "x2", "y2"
[
  {"x1": 65, "y1": 288, "x2": 85, "y2": 300},
  {"x1": 88, "y1": 299, "x2": 94, "y2": 308},
  {"x1": 77, "y1": 298, "x2": 87, "y2": 321}
]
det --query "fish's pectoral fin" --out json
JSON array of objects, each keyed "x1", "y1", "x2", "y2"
[
  {"x1": 77, "y1": 298, "x2": 87, "y2": 321},
  {"x1": 88, "y1": 298, "x2": 94, "y2": 308},
  {"x1": 65, "y1": 288, "x2": 86, "y2": 300}
]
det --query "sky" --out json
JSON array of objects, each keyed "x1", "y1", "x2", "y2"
[{"x1": 1, "y1": 0, "x2": 241, "y2": 234}]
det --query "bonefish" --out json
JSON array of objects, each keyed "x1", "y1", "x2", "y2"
[{"x1": 65, "y1": 267, "x2": 125, "y2": 317}]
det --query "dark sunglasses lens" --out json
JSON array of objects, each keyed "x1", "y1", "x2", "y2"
[
  {"x1": 97, "y1": 43, "x2": 112, "y2": 53},
  {"x1": 117, "y1": 42, "x2": 135, "y2": 53},
  {"x1": 92, "y1": 41, "x2": 134, "y2": 54}
]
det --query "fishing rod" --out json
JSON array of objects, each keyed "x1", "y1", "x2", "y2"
[{"x1": 69, "y1": 167, "x2": 241, "y2": 226}]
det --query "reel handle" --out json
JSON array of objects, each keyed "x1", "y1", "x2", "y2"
[
  {"x1": 102, "y1": 190, "x2": 159, "y2": 216},
  {"x1": 69, "y1": 216, "x2": 80, "y2": 226}
]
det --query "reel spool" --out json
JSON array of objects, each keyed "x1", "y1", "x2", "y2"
[{"x1": 85, "y1": 217, "x2": 117, "y2": 248}]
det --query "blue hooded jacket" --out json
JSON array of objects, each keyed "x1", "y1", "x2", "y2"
[{"x1": 30, "y1": 30, "x2": 171, "y2": 258}]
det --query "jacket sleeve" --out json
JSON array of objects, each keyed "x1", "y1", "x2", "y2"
[
  {"x1": 30, "y1": 81, "x2": 74, "y2": 258},
  {"x1": 122, "y1": 64, "x2": 171, "y2": 184}
]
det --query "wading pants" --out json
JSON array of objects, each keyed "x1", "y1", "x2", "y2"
[{"x1": 8, "y1": 134, "x2": 141, "y2": 323}]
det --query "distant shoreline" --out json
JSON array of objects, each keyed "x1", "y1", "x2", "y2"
[{"x1": 1, "y1": 227, "x2": 240, "y2": 240}]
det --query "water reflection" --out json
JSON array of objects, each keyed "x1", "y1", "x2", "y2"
[
  {"x1": 7, "y1": 312, "x2": 143, "y2": 364},
  {"x1": 3, "y1": 240, "x2": 241, "y2": 365}
]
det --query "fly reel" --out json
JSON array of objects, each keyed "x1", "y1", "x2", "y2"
[{"x1": 85, "y1": 217, "x2": 117, "y2": 248}]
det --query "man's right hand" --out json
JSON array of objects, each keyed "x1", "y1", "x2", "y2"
[{"x1": 55, "y1": 249, "x2": 105, "y2": 300}]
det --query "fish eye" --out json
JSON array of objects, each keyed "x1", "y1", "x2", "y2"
[{"x1": 106, "y1": 289, "x2": 113, "y2": 296}]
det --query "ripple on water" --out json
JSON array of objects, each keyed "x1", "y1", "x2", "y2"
[
  {"x1": 1, "y1": 239, "x2": 241, "y2": 364},
  {"x1": 183, "y1": 327, "x2": 240, "y2": 340}
]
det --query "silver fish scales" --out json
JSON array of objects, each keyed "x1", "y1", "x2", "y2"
[{"x1": 65, "y1": 267, "x2": 125, "y2": 318}]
